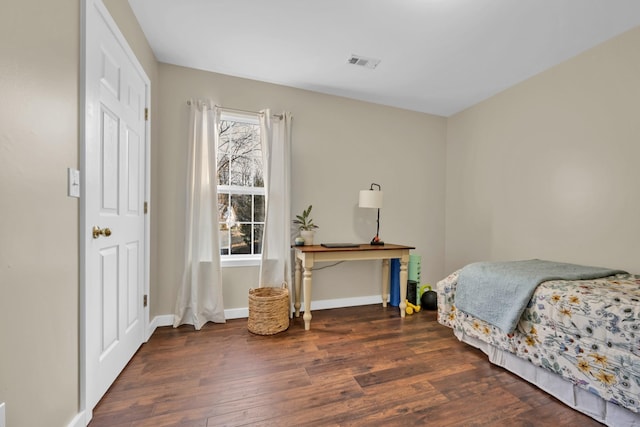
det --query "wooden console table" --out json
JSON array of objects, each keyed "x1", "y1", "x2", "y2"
[{"x1": 293, "y1": 243, "x2": 415, "y2": 330}]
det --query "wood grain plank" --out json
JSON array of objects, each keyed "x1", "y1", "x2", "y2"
[{"x1": 89, "y1": 305, "x2": 603, "y2": 427}]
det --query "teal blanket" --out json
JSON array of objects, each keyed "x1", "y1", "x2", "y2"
[{"x1": 455, "y1": 260, "x2": 626, "y2": 333}]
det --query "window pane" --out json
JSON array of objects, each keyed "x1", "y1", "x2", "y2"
[
  {"x1": 219, "y1": 193, "x2": 236, "y2": 253},
  {"x1": 219, "y1": 223, "x2": 230, "y2": 255},
  {"x1": 217, "y1": 114, "x2": 262, "y2": 259},
  {"x1": 254, "y1": 195, "x2": 265, "y2": 222},
  {"x1": 253, "y1": 157, "x2": 264, "y2": 187},
  {"x1": 230, "y1": 224, "x2": 251, "y2": 255},
  {"x1": 231, "y1": 194, "x2": 252, "y2": 222},
  {"x1": 218, "y1": 121, "x2": 231, "y2": 153},
  {"x1": 217, "y1": 153, "x2": 230, "y2": 186},
  {"x1": 218, "y1": 193, "x2": 229, "y2": 223},
  {"x1": 253, "y1": 224, "x2": 263, "y2": 254},
  {"x1": 228, "y1": 123, "x2": 260, "y2": 156},
  {"x1": 230, "y1": 155, "x2": 253, "y2": 186}
]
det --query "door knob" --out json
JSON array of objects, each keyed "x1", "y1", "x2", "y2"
[{"x1": 92, "y1": 226, "x2": 112, "y2": 239}]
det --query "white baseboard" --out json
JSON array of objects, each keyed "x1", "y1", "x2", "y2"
[
  {"x1": 225, "y1": 307, "x2": 249, "y2": 319},
  {"x1": 146, "y1": 314, "x2": 174, "y2": 338},
  {"x1": 148, "y1": 295, "x2": 385, "y2": 329},
  {"x1": 66, "y1": 409, "x2": 85, "y2": 427}
]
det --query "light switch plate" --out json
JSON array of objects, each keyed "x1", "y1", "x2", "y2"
[
  {"x1": 0, "y1": 402, "x2": 5, "y2": 427},
  {"x1": 68, "y1": 168, "x2": 80, "y2": 198}
]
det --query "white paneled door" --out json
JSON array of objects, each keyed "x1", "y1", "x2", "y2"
[{"x1": 82, "y1": 0, "x2": 149, "y2": 417}]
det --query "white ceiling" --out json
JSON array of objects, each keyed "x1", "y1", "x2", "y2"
[{"x1": 128, "y1": 0, "x2": 640, "y2": 117}]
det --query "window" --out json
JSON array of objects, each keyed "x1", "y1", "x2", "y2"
[{"x1": 217, "y1": 112, "x2": 264, "y2": 265}]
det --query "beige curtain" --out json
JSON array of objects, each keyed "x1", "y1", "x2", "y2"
[
  {"x1": 258, "y1": 111, "x2": 293, "y2": 289},
  {"x1": 173, "y1": 100, "x2": 225, "y2": 329}
]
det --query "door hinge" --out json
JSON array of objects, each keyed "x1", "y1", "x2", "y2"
[
  {"x1": 144, "y1": 107, "x2": 149, "y2": 121},
  {"x1": 144, "y1": 201, "x2": 148, "y2": 214},
  {"x1": 143, "y1": 294, "x2": 148, "y2": 307}
]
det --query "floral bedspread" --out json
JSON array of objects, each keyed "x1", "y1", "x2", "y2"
[{"x1": 437, "y1": 270, "x2": 640, "y2": 413}]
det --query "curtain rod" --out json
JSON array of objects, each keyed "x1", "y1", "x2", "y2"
[
  {"x1": 186, "y1": 100, "x2": 283, "y2": 119},
  {"x1": 217, "y1": 105, "x2": 284, "y2": 120}
]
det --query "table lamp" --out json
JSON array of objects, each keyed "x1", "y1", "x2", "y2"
[{"x1": 359, "y1": 183, "x2": 384, "y2": 245}]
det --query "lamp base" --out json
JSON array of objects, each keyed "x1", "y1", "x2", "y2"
[{"x1": 370, "y1": 237, "x2": 385, "y2": 246}]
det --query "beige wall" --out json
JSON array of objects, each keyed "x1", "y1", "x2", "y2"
[
  {"x1": 0, "y1": 0, "x2": 158, "y2": 425},
  {"x1": 0, "y1": 0, "x2": 80, "y2": 426},
  {"x1": 445, "y1": 26, "x2": 640, "y2": 275},
  {"x1": 2, "y1": 0, "x2": 635, "y2": 424},
  {"x1": 156, "y1": 64, "x2": 447, "y2": 312}
]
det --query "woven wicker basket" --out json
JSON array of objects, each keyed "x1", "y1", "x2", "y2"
[{"x1": 248, "y1": 284, "x2": 290, "y2": 335}]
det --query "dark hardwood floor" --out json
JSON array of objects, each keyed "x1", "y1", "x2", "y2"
[{"x1": 89, "y1": 305, "x2": 602, "y2": 426}]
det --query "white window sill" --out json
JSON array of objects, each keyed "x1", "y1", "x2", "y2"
[{"x1": 221, "y1": 256, "x2": 261, "y2": 268}]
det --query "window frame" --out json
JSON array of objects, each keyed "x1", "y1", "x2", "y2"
[{"x1": 217, "y1": 110, "x2": 264, "y2": 267}]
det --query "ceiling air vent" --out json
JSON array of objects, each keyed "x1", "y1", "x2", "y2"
[{"x1": 347, "y1": 54, "x2": 381, "y2": 69}]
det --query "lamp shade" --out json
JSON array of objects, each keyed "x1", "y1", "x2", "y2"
[{"x1": 359, "y1": 189, "x2": 383, "y2": 209}]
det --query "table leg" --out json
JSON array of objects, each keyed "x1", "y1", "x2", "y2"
[
  {"x1": 294, "y1": 257, "x2": 302, "y2": 317},
  {"x1": 381, "y1": 259, "x2": 390, "y2": 307},
  {"x1": 399, "y1": 254, "x2": 409, "y2": 318},
  {"x1": 303, "y1": 263, "x2": 313, "y2": 330}
]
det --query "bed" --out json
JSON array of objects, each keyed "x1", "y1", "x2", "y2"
[{"x1": 436, "y1": 260, "x2": 640, "y2": 426}]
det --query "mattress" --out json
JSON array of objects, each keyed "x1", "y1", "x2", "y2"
[{"x1": 437, "y1": 270, "x2": 640, "y2": 418}]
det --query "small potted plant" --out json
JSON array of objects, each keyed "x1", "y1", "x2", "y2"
[{"x1": 294, "y1": 205, "x2": 319, "y2": 246}]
